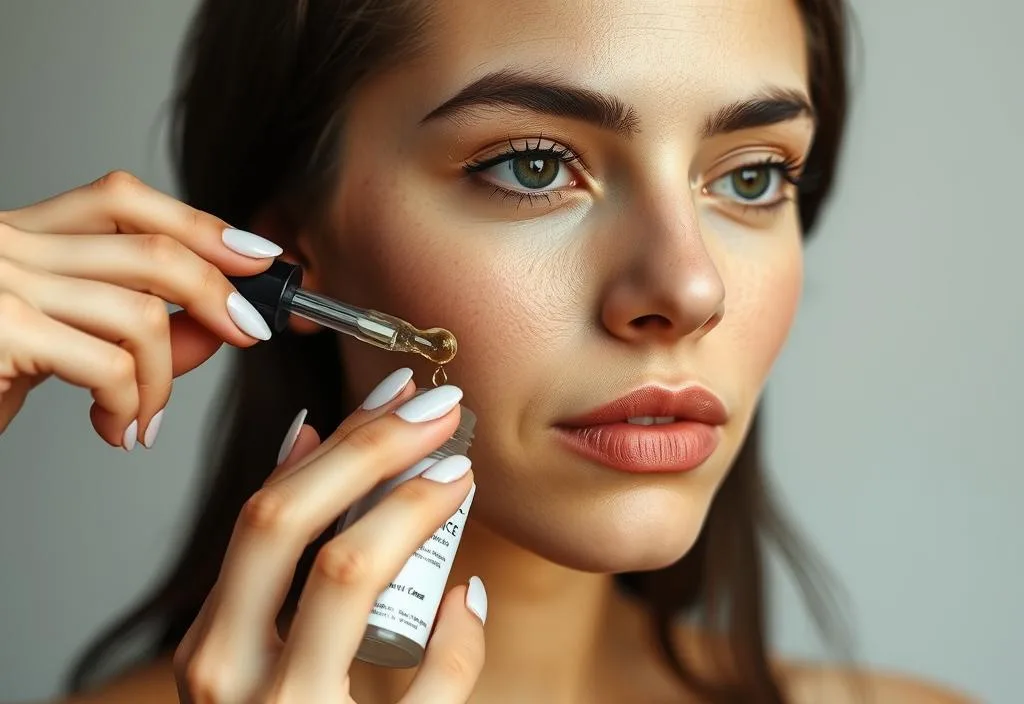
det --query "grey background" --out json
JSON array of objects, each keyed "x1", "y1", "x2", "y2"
[{"x1": 0, "y1": 1, "x2": 1020, "y2": 702}]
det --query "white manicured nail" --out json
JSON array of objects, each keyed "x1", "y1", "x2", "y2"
[
  {"x1": 142, "y1": 408, "x2": 164, "y2": 449},
  {"x1": 394, "y1": 385, "x2": 463, "y2": 423},
  {"x1": 221, "y1": 228, "x2": 283, "y2": 258},
  {"x1": 122, "y1": 420, "x2": 138, "y2": 452},
  {"x1": 362, "y1": 368, "x2": 414, "y2": 410},
  {"x1": 227, "y1": 292, "x2": 272, "y2": 340},
  {"x1": 466, "y1": 576, "x2": 488, "y2": 624},
  {"x1": 277, "y1": 408, "x2": 307, "y2": 465},
  {"x1": 420, "y1": 454, "x2": 471, "y2": 483}
]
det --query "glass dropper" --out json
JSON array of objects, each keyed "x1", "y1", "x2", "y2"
[{"x1": 228, "y1": 260, "x2": 457, "y2": 365}]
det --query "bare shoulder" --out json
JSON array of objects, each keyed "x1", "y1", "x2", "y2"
[
  {"x1": 55, "y1": 656, "x2": 177, "y2": 704},
  {"x1": 666, "y1": 624, "x2": 978, "y2": 704},
  {"x1": 779, "y1": 660, "x2": 980, "y2": 704}
]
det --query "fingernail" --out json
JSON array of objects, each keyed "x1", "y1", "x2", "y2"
[
  {"x1": 227, "y1": 291, "x2": 272, "y2": 341},
  {"x1": 142, "y1": 408, "x2": 164, "y2": 449},
  {"x1": 466, "y1": 576, "x2": 488, "y2": 624},
  {"x1": 277, "y1": 408, "x2": 308, "y2": 465},
  {"x1": 122, "y1": 420, "x2": 138, "y2": 452},
  {"x1": 394, "y1": 385, "x2": 463, "y2": 423},
  {"x1": 420, "y1": 454, "x2": 471, "y2": 483},
  {"x1": 221, "y1": 228, "x2": 283, "y2": 258},
  {"x1": 361, "y1": 368, "x2": 414, "y2": 410}
]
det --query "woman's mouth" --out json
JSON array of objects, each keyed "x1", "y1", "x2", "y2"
[{"x1": 553, "y1": 385, "x2": 727, "y2": 473}]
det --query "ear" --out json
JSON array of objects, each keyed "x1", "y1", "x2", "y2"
[{"x1": 250, "y1": 208, "x2": 322, "y2": 335}]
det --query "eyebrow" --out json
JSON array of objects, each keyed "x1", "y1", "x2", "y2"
[
  {"x1": 420, "y1": 69, "x2": 641, "y2": 136},
  {"x1": 701, "y1": 88, "x2": 815, "y2": 138},
  {"x1": 420, "y1": 69, "x2": 814, "y2": 139}
]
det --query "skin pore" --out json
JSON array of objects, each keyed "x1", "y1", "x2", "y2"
[{"x1": 60, "y1": 1, "x2": 973, "y2": 702}]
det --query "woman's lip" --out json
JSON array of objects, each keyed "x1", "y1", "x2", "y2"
[
  {"x1": 554, "y1": 422, "x2": 720, "y2": 473},
  {"x1": 557, "y1": 385, "x2": 728, "y2": 428}
]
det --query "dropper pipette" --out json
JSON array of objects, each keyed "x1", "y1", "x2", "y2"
[{"x1": 228, "y1": 260, "x2": 457, "y2": 365}]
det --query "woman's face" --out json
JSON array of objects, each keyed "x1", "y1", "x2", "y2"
[{"x1": 304, "y1": 0, "x2": 813, "y2": 572}]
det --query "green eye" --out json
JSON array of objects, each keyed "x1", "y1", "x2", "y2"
[
  {"x1": 731, "y1": 167, "x2": 771, "y2": 200},
  {"x1": 511, "y1": 157, "x2": 560, "y2": 189},
  {"x1": 472, "y1": 149, "x2": 576, "y2": 194},
  {"x1": 707, "y1": 163, "x2": 792, "y2": 207}
]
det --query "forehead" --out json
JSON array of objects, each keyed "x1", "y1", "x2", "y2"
[{"x1": 420, "y1": 0, "x2": 811, "y2": 122}]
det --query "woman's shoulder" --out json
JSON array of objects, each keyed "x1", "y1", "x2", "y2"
[
  {"x1": 778, "y1": 659, "x2": 980, "y2": 704},
  {"x1": 55, "y1": 656, "x2": 177, "y2": 704},
  {"x1": 48, "y1": 648, "x2": 981, "y2": 704},
  {"x1": 668, "y1": 623, "x2": 977, "y2": 703}
]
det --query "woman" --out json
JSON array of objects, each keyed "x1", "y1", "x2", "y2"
[{"x1": 0, "y1": 0, "x2": 976, "y2": 701}]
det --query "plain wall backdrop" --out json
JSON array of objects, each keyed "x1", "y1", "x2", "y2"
[{"x1": 0, "y1": 1, "x2": 1020, "y2": 702}]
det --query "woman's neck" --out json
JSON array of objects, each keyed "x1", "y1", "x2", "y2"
[
  {"x1": 353, "y1": 517, "x2": 639, "y2": 703},
  {"x1": 453, "y1": 519, "x2": 617, "y2": 698}
]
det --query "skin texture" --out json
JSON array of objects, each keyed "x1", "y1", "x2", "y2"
[
  {"x1": 8, "y1": 0, "x2": 976, "y2": 702},
  {"x1": 291, "y1": 3, "x2": 813, "y2": 698},
  {"x1": 311, "y1": 0, "x2": 807, "y2": 574},
  {"x1": 288, "y1": 0, "x2": 969, "y2": 700}
]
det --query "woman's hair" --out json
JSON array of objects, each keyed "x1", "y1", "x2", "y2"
[{"x1": 69, "y1": 1, "x2": 851, "y2": 701}]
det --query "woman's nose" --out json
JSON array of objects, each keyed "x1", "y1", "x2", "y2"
[{"x1": 599, "y1": 204, "x2": 725, "y2": 346}]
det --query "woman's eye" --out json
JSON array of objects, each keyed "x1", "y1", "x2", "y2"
[
  {"x1": 476, "y1": 153, "x2": 576, "y2": 193},
  {"x1": 706, "y1": 164, "x2": 789, "y2": 206}
]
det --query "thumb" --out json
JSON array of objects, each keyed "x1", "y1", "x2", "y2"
[
  {"x1": 398, "y1": 578, "x2": 487, "y2": 703},
  {"x1": 169, "y1": 310, "x2": 227, "y2": 377},
  {"x1": 0, "y1": 376, "x2": 33, "y2": 435}
]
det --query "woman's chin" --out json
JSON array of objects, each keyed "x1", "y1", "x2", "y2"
[
  {"x1": 487, "y1": 496, "x2": 712, "y2": 574},
  {"x1": 550, "y1": 523, "x2": 705, "y2": 574}
]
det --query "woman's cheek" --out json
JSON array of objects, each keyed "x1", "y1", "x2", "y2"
[
  {"x1": 723, "y1": 238, "x2": 803, "y2": 393},
  {"x1": 325, "y1": 174, "x2": 577, "y2": 396}
]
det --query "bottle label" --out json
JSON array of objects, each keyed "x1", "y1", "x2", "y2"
[{"x1": 365, "y1": 481, "x2": 475, "y2": 647}]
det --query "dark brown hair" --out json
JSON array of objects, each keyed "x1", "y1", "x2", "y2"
[{"x1": 69, "y1": 1, "x2": 851, "y2": 701}]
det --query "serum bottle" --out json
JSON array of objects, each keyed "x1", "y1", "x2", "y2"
[{"x1": 339, "y1": 393, "x2": 476, "y2": 668}]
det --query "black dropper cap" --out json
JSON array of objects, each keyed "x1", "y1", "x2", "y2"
[{"x1": 227, "y1": 259, "x2": 303, "y2": 334}]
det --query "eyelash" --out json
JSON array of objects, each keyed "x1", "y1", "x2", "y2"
[
  {"x1": 463, "y1": 137, "x2": 807, "y2": 212},
  {"x1": 714, "y1": 155, "x2": 806, "y2": 214},
  {"x1": 463, "y1": 138, "x2": 585, "y2": 209}
]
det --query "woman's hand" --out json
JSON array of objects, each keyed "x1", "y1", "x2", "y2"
[
  {"x1": 174, "y1": 371, "x2": 487, "y2": 704},
  {"x1": 0, "y1": 170, "x2": 283, "y2": 447}
]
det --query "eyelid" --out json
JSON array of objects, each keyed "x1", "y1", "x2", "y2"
[
  {"x1": 464, "y1": 136, "x2": 592, "y2": 178},
  {"x1": 698, "y1": 165, "x2": 797, "y2": 220},
  {"x1": 699, "y1": 147, "x2": 805, "y2": 187},
  {"x1": 462, "y1": 135, "x2": 600, "y2": 215},
  {"x1": 473, "y1": 136, "x2": 571, "y2": 158}
]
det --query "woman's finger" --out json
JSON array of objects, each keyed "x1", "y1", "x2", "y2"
[
  {"x1": 276, "y1": 367, "x2": 416, "y2": 475},
  {"x1": 199, "y1": 380, "x2": 459, "y2": 682},
  {"x1": 270, "y1": 409, "x2": 322, "y2": 480},
  {"x1": 0, "y1": 376, "x2": 33, "y2": 435},
  {"x1": 174, "y1": 415, "x2": 323, "y2": 704},
  {"x1": 1, "y1": 259, "x2": 172, "y2": 445},
  {"x1": 173, "y1": 582, "x2": 224, "y2": 684},
  {"x1": 273, "y1": 461, "x2": 474, "y2": 695},
  {"x1": 0, "y1": 226, "x2": 273, "y2": 346},
  {"x1": 1, "y1": 170, "x2": 279, "y2": 275},
  {"x1": 166, "y1": 310, "x2": 228, "y2": 377},
  {"x1": 87, "y1": 311, "x2": 225, "y2": 444},
  {"x1": 0, "y1": 290, "x2": 139, "y2": 448},
  {"x1": 219, "y1": 379, "x2": 452, "y2": 619},
  {"x1": 399, "y1": 578, "x2": 488, "y2": 704}
]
